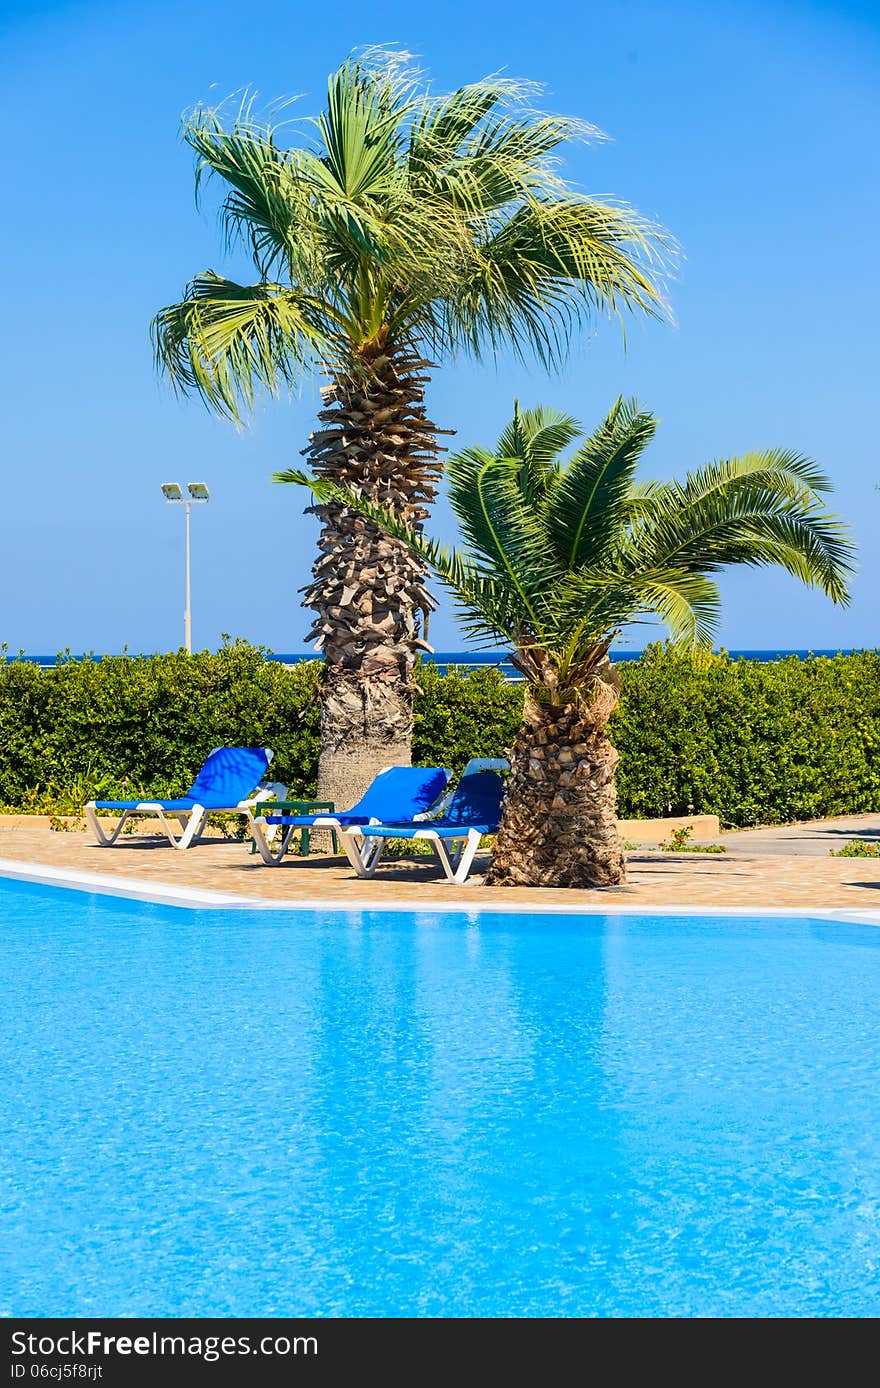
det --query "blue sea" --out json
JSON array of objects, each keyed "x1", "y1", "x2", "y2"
[
  {"x1": 2, "y1": 877, "x2": 880, "y2": 1318},
  {"x1": 10, "y1": 648, "x2": 872, "y2": 677}
]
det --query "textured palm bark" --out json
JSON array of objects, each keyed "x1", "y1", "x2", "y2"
[
  {"x1": 301, "y1": 343, "x2": 444, "y2": 810},
  {"x1": 486, "y1": 676, "x2": 627, "y2": 888}
]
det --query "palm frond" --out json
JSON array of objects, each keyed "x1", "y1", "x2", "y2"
[
  {"x1": 546, "y1": 397, "x2": 657, "y2": 567},
  {"x1": 495, "y1": 403, "x2": 581, "y2": 467},
  {"x1": 314, "y1": 57, "x2": 412, "y2": 201},
  {"x1": 545, "y1": 569, "x2": 643, "y2": 647},
  {"x1": 495, "y1": 402, "x2": 581, "y2": 506},
  {"x1": 625, "y1": 451, "x2": 855, "y2": 604},
  {"x1": 408, "y1": 78, "x2": 516, "y2": 191},
  {"x1": 152, "y1": 274, "x2": 319, "y2": 421},
  {"x1": 442, "y1": 451, "x2": 562, "y2": 624},
  {"x1": 632, "y1": 570, "x2": 722, "y2": 645},
  {"x1": 439, "y1": 197, "x2": 669, "y2": 369},
  {"x1": 183, "y1": 101, "x2": 299, "y2": 278}
]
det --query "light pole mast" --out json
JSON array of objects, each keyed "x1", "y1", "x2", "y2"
[
  {"x1": 161, "y1": 482, "x2": 210, "y2": 654},
  {"x1": 184, "y1": 499, "x2": 192, "y2": 654}
]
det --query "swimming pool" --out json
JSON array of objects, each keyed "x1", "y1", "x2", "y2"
[{"x1": 1, "y1": 876, "x2": 878, "y2": 1318}]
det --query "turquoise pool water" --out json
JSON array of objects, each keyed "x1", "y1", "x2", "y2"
[{"x1": 1, "y1": 877, "x2": 879, "y2": 1318}]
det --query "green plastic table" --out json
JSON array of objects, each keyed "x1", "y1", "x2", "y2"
[{"x1": 252, "y1": 800, "x2": 338, "y2": 856}]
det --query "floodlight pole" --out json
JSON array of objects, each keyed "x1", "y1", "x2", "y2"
[
  {"x1": 161, "y1": 482, "x2": 208, "y2": 655},
  {"x1": 184, "y1": 500, "x2": 192, "y2": 655}
]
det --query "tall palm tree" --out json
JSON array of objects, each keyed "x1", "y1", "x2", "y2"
[
  {"x1": 152, "y1": 51, "x2": 670, "y2": 808},
  {"x1": 280, "y1": 399, "x2": 855, "y2": 887}
]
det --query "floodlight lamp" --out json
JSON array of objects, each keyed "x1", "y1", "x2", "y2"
[
  {"x1": 187, "y1": 482, "x2": 210, "y2": 502},
  {"x1": 161, "y1": 482, "x2": 184, "y2": 503}
]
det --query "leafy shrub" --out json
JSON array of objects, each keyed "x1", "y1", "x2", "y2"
[
  {"x1": 830, "y1": 839, "x2": 880, "y2": 858},
  {"x1": 413, "y1": 662, "x2": 522, "y2": 774},
  {"x1": 611, "y1": 645, "x2": 880, "y2": 826},
  {"x1": 0, "y1": 641, "x2": 878, "y2": 829},
  {"x1": 659, "y1": 824, "x2": 726, "y2": 853},
  {"x1": 0, "y1": 639, "x2": 320, "y2": 806},
  {"x1": 48, "y1": 814, "x2": 84, "y2": 833}
]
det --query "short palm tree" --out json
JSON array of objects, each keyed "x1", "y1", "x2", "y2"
[
  {"x1": 152, "y1": 51, "x2": 670, "y2": 809},
  {"x1": 280, "y1": 399, "x2": 855, "y2": 887}
]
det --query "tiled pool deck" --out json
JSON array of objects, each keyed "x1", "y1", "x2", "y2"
[{"x1": 2, "y1": 815, "x2": 880, "y2": 911}]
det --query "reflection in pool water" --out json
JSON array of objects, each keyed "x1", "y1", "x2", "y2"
[{"x1": 1, "y1": 880, "x2": 878, "y2": 1317}]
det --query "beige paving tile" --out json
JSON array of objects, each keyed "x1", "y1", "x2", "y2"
[{"x1": 2, "y1": 824, "x2": 879, "y2": 911}]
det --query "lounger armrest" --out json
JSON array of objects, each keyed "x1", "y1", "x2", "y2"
[
  {"x1": 252, "y1": 782, "x2": 288, "y2": 804},
  {"x1": 238, "y1": 785, "x2": 287, "y2": 810},
  {"x1": 414, "y1": 768, "x2": 458, "y2": 820}
]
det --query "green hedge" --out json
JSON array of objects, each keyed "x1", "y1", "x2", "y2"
[
  {"x1": 612, "y1": 645, "x2": 880, "y2": 825},
  {"x1": 0, "y1": 640, "x2": 878, "y2": 825},
  {"x1": 412, "y1": 662, "x2": 522, "y2": 773},
  {"x1": 0, "y1": 641, "x2": 322, "y2": 811}
]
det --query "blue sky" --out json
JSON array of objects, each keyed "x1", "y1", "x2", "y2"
[{"x1": 1, "y1": 0, "x2": 878, "y2": 655}]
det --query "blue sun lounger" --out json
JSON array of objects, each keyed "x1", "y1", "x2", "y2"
[
  {"x1": 248, "y1": 765, "x2": 451, "y2": 866},
  {"x1": 340, "y1": 763, "x2": 507, "y2": 884},
  {"x1": 85, "y1": 746, "x2": 275, "y2": 850}
]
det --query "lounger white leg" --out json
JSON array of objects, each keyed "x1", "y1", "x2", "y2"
[
  {"x1": 423, "y1": 833, "x2": 457, "y2": 882},
  {"x1": 175, "y1": 806, "x2": 207, "y2": 850},
  {"x1": 154, "y1": 805, "x2": 184, "y2": 843},
  {"x1": 238, "y1": 803, "x2": 279, "y2": 846},
  {"x1": 357, "y1": 835, "x2": 387, "y2": 877},
  {"x1": 248, "y1": 816, "x2": 292, "y2": 866},
  {"x1": 450, "y1": 829, "x2": 484, "y2": 884},
  {"x1": 144, "y1": 805, "x2": 205, "y2": 850},
  {"x1": 189, "y1": 811, "x2": 213, "y2": 847},
  {"x1": 150, "y1": 808, "x2": 175, "y2": 847},
  {"x1": 341, "y1": 829, "x2": 366, "y2": 874},
  {"x1": 85, "y1": 803, "x2": 132, "y2": 847},
  {"x1": 362, "y1": 836, "x2": 386, "y2": 873},
  {"x1": 341, "y1": 829, "x2": 364, "y2": 873},
  {"x1": 420, "y1": 829, "x2": 483, "y2": 883},
  {"x1": 340, "y1": 829, "x2": 387, "y2": 876}
]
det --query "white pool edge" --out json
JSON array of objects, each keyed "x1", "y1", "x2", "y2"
[
  {"x1": 0, "y1": 858, "x2": 258, "y2": 910},
  {"x1": 1, "y1": 857, "x2": 879, "y2": 926}
]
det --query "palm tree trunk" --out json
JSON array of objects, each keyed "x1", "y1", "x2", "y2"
[
  {"x1": 486, "y1": 677, "x2": 627, "y2": 888},
  {"x1": 301, "y1": 343, "x2": 444, "y2": 811}
]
